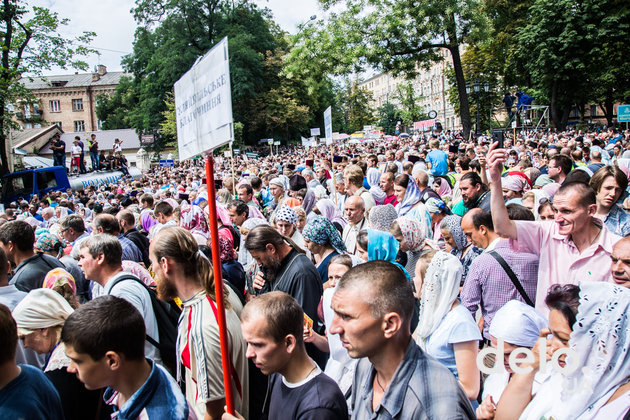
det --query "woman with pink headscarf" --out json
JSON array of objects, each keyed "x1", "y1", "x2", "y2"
[
  {"x1": 501, "y1": 171, "x2": 532, "y2": 205},
  {"x1": 179, "y1": 204, "x2": 210, "y2": 245}
]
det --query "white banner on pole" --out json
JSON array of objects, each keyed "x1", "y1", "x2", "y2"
[
  {"x1": 324, "y1": 106, "x2": 332, "y2": 145},
  {"x1": 174, "y1": 37, "x2": 233, "y2": 160}
]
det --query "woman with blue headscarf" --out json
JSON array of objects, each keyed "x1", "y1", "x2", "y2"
[
  {"x1": 355, "y1": 228, "x2": 409, "y2": 279},
  {"x1": 302, "y1": 216, "x2": 347, "y2": 284}
]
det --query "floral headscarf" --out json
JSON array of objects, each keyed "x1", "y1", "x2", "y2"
[
  {"x1": 218, "y1": 228, "x2": 237, "y2": 262},
  {"x1": 440, "y1": 215, "x2": 468, "y2": 256},
  {"x1": 35, "y1": 232, "x2": 63, "y2": 256},
  {"x1": 302, "y1": 215, "x2": 347, "y2": 254},
  {"x1": 366, "y1": 229, "x2": 409, "y2": 279},
  {"x1": 396, "y1": 216, "x2": 429, "y2": 253},
  {"x1": 179, "y1": 204, "x2": 210, "y2": 240},
  {"x1": 368, "y1": 204, "x2": 398, "y2": 231},
  {"x1": 43, "y1": 268, "x2": 76, "y2": 295}
]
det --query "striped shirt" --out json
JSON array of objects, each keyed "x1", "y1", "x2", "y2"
[{"x1": 460, "y1": 240, "x2": 539, "y2": 340}]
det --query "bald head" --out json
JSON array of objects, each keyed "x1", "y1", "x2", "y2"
[
  {"x1": 344, "y1": 195, "x2": 365, "y2": 225},
  {"x1": 611, "y1": 237, "x2": 630, "y2": 288},
  {"x1": 414, "y1": 169, "x2": 429, "y2": 188}
]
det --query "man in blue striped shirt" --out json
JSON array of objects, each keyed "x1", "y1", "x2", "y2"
[{"x1": 62, "y1": 295, "x2": 193, "y2": 420}]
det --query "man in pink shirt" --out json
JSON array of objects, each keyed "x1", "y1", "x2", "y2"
[{"x1": 487, "y1": 143, "x2": 621, "y2": 315}]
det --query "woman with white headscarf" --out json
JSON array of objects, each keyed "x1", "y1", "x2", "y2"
[
  {"x1": 414, "y1": 250, "x2": 481, "y2": 402},
  {"x1": 476, "y1": 300, "x2": 547, "y2": 419},
  {"x1": 366, "y1": 167, "x2": 386, "y2": 204},
  {"x1": 496, "y1": 282, "x2": 630, "y2": 420},
  {"x1": 12, "y1": 289, "x2": 111, "y2": 419}
]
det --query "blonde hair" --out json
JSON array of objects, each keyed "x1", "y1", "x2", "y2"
[{"x1": 152, "y1": 226, "x2": 230, "y2": 308}]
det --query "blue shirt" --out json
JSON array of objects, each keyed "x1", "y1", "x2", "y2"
[
  {"x1": 426, "y1": 149, "x2": 449, "y2": 175},
  {"x1": 104, "y1": 360, "x2": 191, "y2": 420},
  {"x1": 604, "y1": 204, "x2": 630, "y2": 237},
  {"x1": 0, "y1": 364, "x2": 64, "y2": 420},
  {"x1": 351, "y1": 339, "x2": 475, "y2": 419},
  {"x1": 424, "y1": 304, "x2": 481, "y2": 377}
]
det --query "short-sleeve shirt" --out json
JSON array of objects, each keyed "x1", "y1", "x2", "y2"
[
  {"x1": 424, "y1": 304, "x2": 482, "y2": 377},
  {"x1": 426, "y1": 149, "x2": 449, "y2": 175},
  {"x1": 511, "y1": 220, "x2": 620, "y2": 315},
  {"x1": 264, "y1": 371, "x2": 348, "y2": 420},
  {"x1": 104, "y1": 273, "x2": 162, "y2": 364},
  {"x1": 178, "y1": 292, "x2": 248, "y2": 420},
  {"x1": 0, "y1": 364, "x2": 64, "y2": 420}
]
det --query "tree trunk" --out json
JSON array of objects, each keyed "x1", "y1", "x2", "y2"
[
  {"x1": 602, "y1": 89, "x2": 614, "y2": 126},
  {"x1": 550, "y1": 79, "x2": 561, "y2": 129},
  {"x1": 448, "y1": 43, "x2": 471, "y2": 140}
]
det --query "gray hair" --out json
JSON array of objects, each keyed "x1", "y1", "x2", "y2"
[{"x1": 80, "y1": 234, "x2": 122, "y2": 267}]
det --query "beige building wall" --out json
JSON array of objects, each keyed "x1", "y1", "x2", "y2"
[
  {"x1": 359, "y1": 49, "x2": 461, "y2": 131},
  {"x1": 19, "y1": 66, "x2": 129, "y2": 133}
]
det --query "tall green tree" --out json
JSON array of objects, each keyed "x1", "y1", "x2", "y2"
[
  {"x1": 0, "y1": 0, "x2": 94, "y2": 174},
  {"x1": 393, "y1": 82, "x2": 428, "y2": 127},
  {"x1": 377, "y1": 102, "x2": 398, "y2": 135},
  {"x1": 513, "y1": 0, "x2": 630, "y2": 129},
  {"x1": 98, "y1": 0, "x2": 278, "y2": 150},
  {"x1": 336, "y1": 81, "x2": 375, "y2": 134},
  {"x1": 286, "y1": 0, "x2": 489, "y2": 139}
]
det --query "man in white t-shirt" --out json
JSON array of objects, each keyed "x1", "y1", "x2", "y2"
[
  {"x1": 71, "y1": 137, "x2": 82, "y2": 174},
  {"x1": 149, "y1": 227, "x2": 248, "y2": 420},
  {"x1": 78, "y1": 234, "x2": 162, "y2": 365}
]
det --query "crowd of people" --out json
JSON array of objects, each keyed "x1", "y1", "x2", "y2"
[{"x1": 1, "y1": 125, "x2": 630, "y2": 419}]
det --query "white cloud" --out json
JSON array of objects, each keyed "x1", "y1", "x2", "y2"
[{"x1": 31, "y1": 0, "x2": 136, "y2": 75}]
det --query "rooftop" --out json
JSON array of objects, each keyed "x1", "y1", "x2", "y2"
[{"x1": 21, "y1": 67, "x2": 131, "y2": 90}]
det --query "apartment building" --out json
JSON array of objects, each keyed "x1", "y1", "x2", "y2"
[
  {"x1": 19, "y1": 65, "x2": 129, "y2": 133},
  {"x1": 359, "y1": 49, "x2": 461, "y2": 131}
]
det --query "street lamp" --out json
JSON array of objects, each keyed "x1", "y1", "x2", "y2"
[{"x1": 466, "y1": 79, "x2": 490, "y2": 136}]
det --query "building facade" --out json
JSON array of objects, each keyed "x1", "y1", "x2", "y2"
[
  {"x1": 359, "y1": 49, "x2": 461, "y2": 131},
  {"x1": 19, "y1": 65, "x2": 129, "y2": 133}
]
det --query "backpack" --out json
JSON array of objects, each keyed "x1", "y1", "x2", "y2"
[{"x1": 108, "y1": 274, "x2": 181, "y2": 376}]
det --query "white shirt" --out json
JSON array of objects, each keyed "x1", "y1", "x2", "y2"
[
  {"x1": 102, "y1": 272, "x2": 162, "y2": 365},
  {"x1": 342, "y1": 218, "x2": 367, "y2": 255}
]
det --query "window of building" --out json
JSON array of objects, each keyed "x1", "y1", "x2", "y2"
[
  {"x1": 97, "y1": 120, "x2": 103, "y2": 130},
  {"x1": 74, "y1": 120, "x2": 85, "y2": 132},
  {"x1": 23, "y1": 105, "x2": 31, "y2": 119},
  {"x1": 72, "y1": 98, "x2": 84, "y2": 111},
  {"x1": 50, "y1": 100, "x2": 61, "y2": 113},
  {"x1": 590, "y1": 105, "x2": 597, "y2": 117},
  {"x1": 24, "y1": 122, "x2": 32, "y2": 129},
  {"x1": 52, "y1": 121, "x2": 62, "y2": 129}
]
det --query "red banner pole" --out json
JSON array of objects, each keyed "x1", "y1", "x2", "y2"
[{"x1": 204, "y1": 153, "x2": 235, "y2": 415}]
